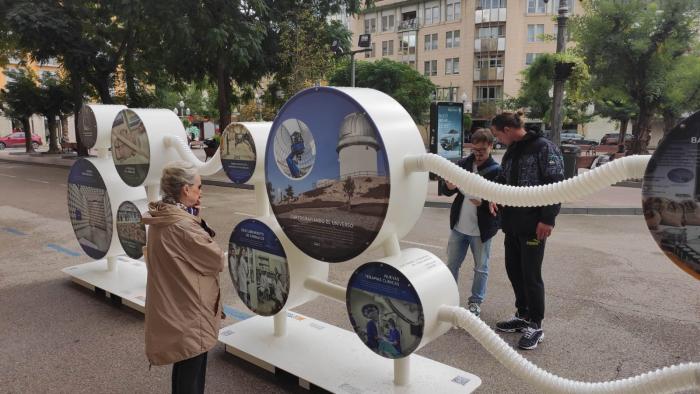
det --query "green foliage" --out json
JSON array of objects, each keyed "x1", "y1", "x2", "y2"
[
  {"x1": 513, "y1": 52, "x2": 592, "y2": 125},
  {"x1": 463, "y1": 113, "x2": 472, "y2": 133},
  {"x1": 328, "y1": 59, "x2": 436, "y2": 124},
  {"x1": 0, "y1": 67, "x2": 41, "y2": 151}
]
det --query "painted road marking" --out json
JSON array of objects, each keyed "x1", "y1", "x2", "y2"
[
  {"x1": 234, "y1": 211, "x2": 255, "y2": 217},
  {"x1": 223, "y1": 304, "x2": 252, "y2": 321},
  {"x1": 27, "y1": 178, "x2": 50, "y2": 184},
  {"x1": 46, "y1": 243, "x2": 81, "y2": 257},
  {"x1": 2, "y1": 227, "x2": 27, "y2": 236},
  {"x1": 0, "y1": 173, "x2": 17, "y2": 178},
  {"x1": 400, "y1": 239, "x2": 443, "y2": 250}
]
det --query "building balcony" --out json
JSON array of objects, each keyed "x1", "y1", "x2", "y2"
[
  {"x1": 473, "y1": 67, "x2": 504, "y2": 81},
  {"x1": 475, "y1": 7, "x2": 507, "y2": 23},
  {"x1": 474, "y1": 37, "x2": 505, "y2": 52},
  {"x1": 398, "y1": 18, "x2": 419, "y2": 32}
]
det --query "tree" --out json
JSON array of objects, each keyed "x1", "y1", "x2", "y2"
[
  {"x1": 660, "y1": 53, "x2": 700, "y2": 135},
  {"x1": 0, "y1": 67, "x2": 41, "y2": 152},
  {"x1": 343, "y1": 176, "x2": 355, "y2": 210},
  {"x1": 328, "y1": 59, "x2": 436, "y2": 124},
  {"x1": 284, "y1": 185, "x2": 295, "y2": 204},
  {"x1": 511, "y1": 52, "x2": 593, "y2": 128},
  {"x1": 36, "y1": 74, "x2": 73, "y2": 153},
  {"x1": 571, "y1": 0, "x2": 700, "y2": 153}
]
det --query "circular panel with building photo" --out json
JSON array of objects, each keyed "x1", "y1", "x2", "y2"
[
  {"x1": 642, "y1": 110, "x2": 700, "y2": 280},
  {"x1": 228, "y1": 219, "x2": 290, "y2": 316},
  {"x1": 67, "y1": 159, "x2": 113, "y2": 259},
  {"x1": 111, "y1": 109, "x2": 150, "y2": 187},
  {"x1": 265, "y1": 88, "x2": 391, "y2": 263},
  {"x1": 346, "y1": 262, "x2": 424, "y2": 359},
  {"x1": 220, "y1": 123, "x2": 257, "y2": 184},
  {"x1": 77, "y1": 105, "x2": 98, "y2": 149},
  {"x1": 116, "y1": 201, "x2": 146, "y2": 259}
]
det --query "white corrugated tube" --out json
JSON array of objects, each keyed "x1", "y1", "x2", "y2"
[
  {"x1": 163, "y1": 135, "x2": 222, "y2": 176},
  {"x1": 404, "y1": 153, "x2": 650, "y2": 207},
  {"x1": 440, "y1": 306, "x2": 700, "y2": 393}
]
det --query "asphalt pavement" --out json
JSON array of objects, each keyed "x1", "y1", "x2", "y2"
[{"x1": 0, "y1": 150, "x2": 697, "y2": 393}]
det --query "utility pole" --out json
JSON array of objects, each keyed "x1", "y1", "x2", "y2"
[{"x1": 547, "y1": 0, "x2": 569, "y2": 146}]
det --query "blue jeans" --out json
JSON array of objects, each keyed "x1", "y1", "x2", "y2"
[{"x1": 446, "y1": 229, "x2": 492, "y2": 304}]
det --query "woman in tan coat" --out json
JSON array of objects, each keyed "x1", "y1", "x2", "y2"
[{"x1": 142, "y1": 161, "x2": 224, "y2": 394}]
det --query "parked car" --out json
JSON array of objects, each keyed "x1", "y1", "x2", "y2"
[
  {"x1": 600, "y1": 133, "x2": 633, "y2": 145},
  {"x1": 0, "y1": 132, "x2": 42, "y2": 150},
  {"x1": 560, "y1": 132, "x2": 585, "y2": 141},
  {"x1": 562, "y1": 138, "x2": 599, "y2": 146}
]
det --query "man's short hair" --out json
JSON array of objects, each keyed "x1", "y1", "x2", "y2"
[{"x1": 471, "y1": 128, "x2": 495, "y2": 145}]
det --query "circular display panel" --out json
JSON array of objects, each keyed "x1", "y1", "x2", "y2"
[
  {"x1": 67, "y1": 159, "x2": 113, "y2": 259},
  {"x1": 111, "y1": 109, "x2": 150, "y2": 187},
  {"x1": 77, "y1": 105, "x2": 98, "y2": 149},
  {"x1": 116, "y1": 201, "x2": 146, "y2": 259},
  {"x1": 221, "y1": 123, "x2": 257, "y2": 184},
  {"x1": 347, "y1": 262, "x2": 424, "y2": 359},
  {"x1": 265, "y1": 88, "x2": 391, "y2": 263},
  {"x1": 228, "y1": 219, "x2": 290, "y2": 316},
  {"x1": 642, "y1": 111, "x2": 700, "y2": 280}
]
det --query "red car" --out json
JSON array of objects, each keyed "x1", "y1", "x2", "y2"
[{"x1": 0, "y1": 132, "x2": 43, "y2": 150}]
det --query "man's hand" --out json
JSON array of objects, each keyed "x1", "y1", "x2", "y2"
[
  {"x1": 445, "y1": 180, "x2": 457, "y2": 190},
  {"x1": 536, "y1": 222, "x2": 554, "y2": 241},
  {"x1": 489, "y1": 202, "x2": 498, "y2": 216}
]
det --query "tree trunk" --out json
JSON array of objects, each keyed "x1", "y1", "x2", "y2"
[
  {"x1": 95, "y1": 79, "x2": 114, "y2": 104},
  {"x1": 217, "y1": 61, "x2": 232, "y2": 132},
  {"x1": 71, "y1": 73, "x2": 89, "y2": 156},
  {"x1": 47, "y1": 115, "x2": 60, "y2": 153},
  {"x1": 22, "y1": 118, "x2": 33, "y2": 153},
  {"x1": 617, "y1": 118, "x2": 629, "y2": 153},
  {"x1": 662, "y1": 109, "x2": 677, "y2": 137},
  {"x1": 630, "y1": 108, "x2": 653, "y2": 155},
  {"x1": 60, "y1": 116, "x2": 70, "y2": 145}
]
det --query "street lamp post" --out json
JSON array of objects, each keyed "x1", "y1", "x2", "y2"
[
  {"x1": 332, "y1": 35, "x2": 372, "y2": 87},
  {"x1": 178, "y1": 100, "x2": 185, "y2": 117},
  {"x1": 545, "y1": 0, "x2": 569, "y2": 146}
]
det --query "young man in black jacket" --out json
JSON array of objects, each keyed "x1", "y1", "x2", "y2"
[
  {"x1": 439, "y1": 128, "x2": 501, "y2": 317},
  {"x1": 490, "y1": 112, "x2": 565, "y2": 350}
]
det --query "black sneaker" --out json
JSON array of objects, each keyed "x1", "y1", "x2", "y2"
[
  {"x1": 518, "y1": 323, "x2": 544, "y2": 350},
  {"x1": 495, "y1": 314, "x2": 529, "y2": 333}
]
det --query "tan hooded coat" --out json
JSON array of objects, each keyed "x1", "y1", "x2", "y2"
[{"x1": 142, "y1": 201, "x2": 224, "y2": 365}]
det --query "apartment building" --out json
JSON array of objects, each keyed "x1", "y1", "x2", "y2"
[
  {"x1": 0, "y1": 57, "x2": 71, "y2": 140},
  {"x1": 349, "y1": 0, "x2": 580, "y2": 124}
]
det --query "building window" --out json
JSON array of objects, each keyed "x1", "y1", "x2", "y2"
[
  {"x1": 382, "y1": 40, "x2": 394, "y2": 56},
  {"x1": 424, "y1": 4, "x2": 440, "y2": 25},
  {"x1": 525, "y1": 53, "x2": 541, "y2": 65},
  {"x1": 475, "y1": 86, "x2": 503, "y2": 101},
  {"x1": 445, "y1": 57, "x2": 460, "y2": 75},
  {"x1": 477, "y1": 0, "x2": 506, "y2": 10},
  {"x1": 364, "y1": 43, "x2": 376, "y2": 58},
  {"x1": 527, "y1": 24, "x2": 545, "y2": 43},
  {"x1": 424, "y1": 33, "x2": 438, "y2": 51},
  {"x1": 424, "y1": 60, "x2": 438, "y2": 76},
  {"x1": 364, "y1": 18, "x2": 376, "y2": 34},
  {"x1": 527, "y1": 0, "x2": 546, "y2": 14},
  {"x1": 446, "y1": 30, "x2": 460, "y2": 48},
  {"x1": 478, "y1": 25, "x2": 504, "y2": 38},
  {"x1": 436, "y1": 87, "x2": 459, "y2": 101},
  {"x1": 382, "y1": 14, "x2": 395, "y2": 32},
  {"x1": 446, "y1": 0, "x2": 461, "y2": 21},
  {"x1": 399, "y1": 31, "x2": 416, "y2": 55}
]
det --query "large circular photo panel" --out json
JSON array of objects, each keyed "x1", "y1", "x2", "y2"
[
  {"x1": 265, "y1": 88, "x2": 390, "y2": 263},
  {"x1": 643, "y1": 111, "x2": 700, "y2": 280},
  {"x1": 347, "y1": 262, "x2": 424, "y2": 359},
  {"x1": 67, "y1": 159, "x2": 113, "y2": 259},
  {"x1": 116, "y1": 201, "x2": 146, "y2": 259},
  {"x1": 221, "y1": 123, "x2": 257, "y2": 184},
  {"x1": 228, "y1": 219, "x2": 290, "y2": 316},
  {"x1": 111, "y1": 109, "x2": 151, "y2": 187},
  {"x1": 77, "y1": 105, "x2": 98, "y2": 149}
]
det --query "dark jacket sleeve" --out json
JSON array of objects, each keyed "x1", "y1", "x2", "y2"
[
  {"x1": 538, "y1": 142, "x2": 565, "y2": 226},
  {"x1": 439, "y1": 157, "x2": 470, "y2": 197}
]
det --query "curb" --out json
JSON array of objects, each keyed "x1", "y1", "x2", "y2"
[{"x1": 1, "y1": 157, "x2": 641, "y2": 215}]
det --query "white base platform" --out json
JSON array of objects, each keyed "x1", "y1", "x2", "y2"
[
  {"x1": 62, "y1": 258, "x2": 147, "y2": 313},
  {"x1": 219, "y1": 311, "x2": 481, "y2": 393}
]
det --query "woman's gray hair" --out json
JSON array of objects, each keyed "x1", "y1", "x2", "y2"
[{"x1": 160, "y1": 161, "x2": 198, "y2": 203}]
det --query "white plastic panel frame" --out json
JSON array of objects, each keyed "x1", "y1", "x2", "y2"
[
  {"x1": 67, "y1": 157, "x2": 147, "y2": 260},
  {"x1": 346, "y1": 248, "x2": 457, "y2": 358},
  {"x1": 77, "y1": 104, "x2": 127, "y2": 150},
  {"x1": 230, "y1": 215, "x2": 329, "y2": 312},
  {"x1": 111, "y1": 108, "x2": 188, "y2": 187},
  {"x1": 220, "y1": 122, "x2": 273, "y2": 185}
]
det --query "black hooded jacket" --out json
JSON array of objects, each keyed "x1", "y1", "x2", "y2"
[
  {"x1": 496, "y1": 130, "x2": 565, "y2": 235},
  {"x1": 439, "y1": 154, "x2": 501, "y2": 242}
]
